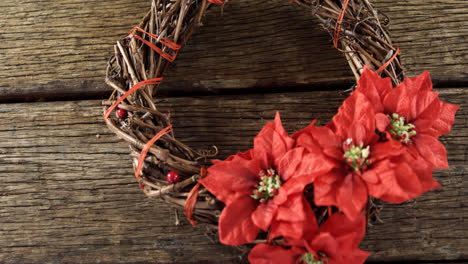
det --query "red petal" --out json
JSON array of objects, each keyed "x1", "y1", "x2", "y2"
[
  {"x1": 278, "y1": 147, "x2": 334, "y2": 185},
  {"x1": 355, "y1": 66, "x2": 393, "y2": 113},
  {"x1": 275, "y1": 173, "x2": 317, "y2": 203},
  {"x1": 218, "y1": 196, "x2": 259, "y2": 245},
  {"x1": 370, "y1": 140, "x2": 404, "y2": 162},
  {"x1": 294, "y1": 124, "x2": 342, "y2": 166},
  {"x1": 271, "y1": 199, "x2": 319, "y2": 240},
  {"x1": 422, "y1": 101, "x2": 459, "y2": 137},
  {"x1": 314, "y1": 169, "x2": 343, "y2": 206},
  {"x1": 249, "y1": 243, "x2": 300, "y2": 264},
  {"x1": 360, "y1": 169, "x2": 379, "y2": 184},
  {"x1": 411, "y1": 90, "x2": 440, "y2": 122},
  {"x1": 277, "y1": 147, "x2": 305, "y2": 182},
  {"x1": 309, "y1": 233, "x2": 340, "y2": 261},
  {"x1": 294, "y1": 124, "x2": 341, "y2": 150},
  {"x1": 349, "y1": 122, "x2": 368, "y2": 145},
  {"x1": 383, "y1": 83, "x2": 411, "y2": 118},
  {"x1": 367, "y1": 158, "x2": 428, "y2": 203},
  {"x1": 365, "y1": 160, "x2": 396, "y2": 200},
  {"x1": 407, "y1": 70, "x2": 433, "y2": 92},
  {"x1": 413, "y1": 134, "x2": 449, "y2": 168},
  {"x1": 201, "y1": 156, "x2": 261, "y2": 204},
  {"x1": 375, "y1": 113, "x2": 390, "y2": 132},
  {"x1": 275, "y1": 193, "x2": 306, "y2": 222},
  {"x1": 292, "y1": 119, "x2": 317, "y2": 139},
  {"x1": 333, "y1": 92, "x2": 375, "y2": 142},
  {"x1": 320, "y1": 213, "x2": 367, "y2": 248},
  {"x1": 314, "y1": 213, "x2": 369, "y2": 264},
  {"x1": 251, "y1": 201, "x2": 277, "y2": 232},
  {"x1": 254, "y1": 112, "x2": 294, "y2": 169},
  {"x1": 415, "y1": 163, "x2": 441, "y2": 191},
  {"x1": 270, "y1": 220, "x2": 315, "y2": 241},
  {"x1": 368, "y1": 161, "x2": 412, "y2": 203},
  {"x1": 224, "y1": 149, "x2": 253, "y2": 161},
  {"x1": 336, "y1": 173, "x2": 368, "y2": 220}
]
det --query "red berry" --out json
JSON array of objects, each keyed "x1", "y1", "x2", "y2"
[
  {"x1": 389, "y1": 125, "x2": 394, "y2": 130},
  {"x1": 271, "y1": 189, "x2": 278, "y2": 195},
  {"x1": 166, "y1": 171, "x2": 179, "y2": 184},
  {"x1": 357, "y1": 157, "x2": 363, "y2": 165},
  {"x1": 361, "y1": 165, "x2": 368, "y2": 171},
  {"x1": 342, "y1": 142, "x2": 350, "y2": 152},
  {"x1": 117, "y1": 108, "x2": 128, "y2": 119},
  {"x1": 346, "y1": 157, "x2": 353, "y2": 164}
]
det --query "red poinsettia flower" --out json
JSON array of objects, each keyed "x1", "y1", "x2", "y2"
[
  {"x1": 249, "y1": 212, "x2": 369, "y2": 264},
  {"x1": 294, "y1": 68, "x2": 458, "y2": 219},
  {"x1": 355, "y1": 66, "x2": 458, "y2": 169},
  {"x1": 294, "y1": 92, "x2": 402, "y2": 219},
  {"x1": 199, "y1": 112, "x2": 333, "y2": 246},
  {"x1": 352, "y1": 67, "x2": 459, "y2": 201}
]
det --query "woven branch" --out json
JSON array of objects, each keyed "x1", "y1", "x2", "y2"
[
  {"x1": 294, "y1": 0, "x2": 405, "y2": 85},
  {"x1": 104, "y1": 0, "x2": 217, "y2": 224},
  {"x1": 103, "y1": 0, "x2": 394, "y2": 229}
]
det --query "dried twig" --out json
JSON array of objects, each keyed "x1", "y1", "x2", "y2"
[{"x1": 103, "y1": 0, "x2": 396, "y2": 227}]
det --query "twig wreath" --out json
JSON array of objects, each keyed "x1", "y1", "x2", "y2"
[{"x1": 102, "y1": 0, "x2": 459, "y2": 263}]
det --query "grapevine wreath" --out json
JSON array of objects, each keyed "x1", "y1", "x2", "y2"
[{"x1": 102, "y1": 0, "x2": 459, "y2": 263}]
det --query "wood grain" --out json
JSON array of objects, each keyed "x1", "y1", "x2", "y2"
[
  {"x1": 0, "y1": 88, "x2": 466, "y2": 263},
  {"x1": 0, "y1": 0, "x2": 467, "y2": 101}
]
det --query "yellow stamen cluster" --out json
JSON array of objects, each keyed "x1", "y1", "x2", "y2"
[
  {"x1": 301, "y1": 252, "x2": 327, "y2": 264},
  {"x1": 251, "y1": 168, "x2": 281, "y2": 204},
  {"x1": 387, "y1": 113, "x2": 416, "y2": 144},
  {"x1": 343, "y1": 138, "x2": 370, "y2": 172}
]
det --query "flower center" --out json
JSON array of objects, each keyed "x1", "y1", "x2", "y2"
[
  {"x1": 251, "y1": 168, "x2": 281, "y2": 204},
  {"x1": 387, "y1": 113, "x2": 416, "y2": 144},
  {"x1": 301, "y1": 252, "x2": 327, "y2": 264},
  {"x1": 342, "y1": 138, "x2": 370, "y2": 172}
]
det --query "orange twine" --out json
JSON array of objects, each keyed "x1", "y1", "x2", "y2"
[
  {"x1": 331, "y1": 0, "x2": 399, "y2": 74},
  {"x1": 207, "y1": 0, "x2": 224, "y2": 5},
  {"x1": 135, "y1": 125, "x2": 173, "y2": 189},
  {"x1": 185, "y1": 166, "x2": 208, "y2": 227},
  {"x1": 104, "y1": 77, "x2": 163, "y2": 121},
  {"x1": 376, "y1": 46, "x2": 400, "y2": 73},
  {"x1": 333, "y1": 0, "x2": 350, "y2": 49},
  {"x1": 127, "y1": 27, "x2": 181, "y2": 62}
]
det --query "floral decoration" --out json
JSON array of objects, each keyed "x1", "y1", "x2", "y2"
[{"x1": 199, "y1": 68, "x2": 458, "y2": 263}]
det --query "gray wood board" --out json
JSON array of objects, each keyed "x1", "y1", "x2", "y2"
[
  {"x1": 0, "y1": 88, "x2": 466, "y2": 262},
  {"x1": 0, "y1": 0, "x2": 467, "y2": 101}
]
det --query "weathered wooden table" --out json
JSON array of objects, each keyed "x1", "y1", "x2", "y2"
[{"x1": 0, "y1": 0, "x2": 466, "y2": 263}]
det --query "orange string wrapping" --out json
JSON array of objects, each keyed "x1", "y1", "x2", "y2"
[
  {"x1": 333, "y1": 0, "x2": 350, "y2": 49},
  {"x1": 185, "y1": 166, "x2": 208, "y2": 227},
  {"x1": 208, "y1": 0, "x2": 224, "y2": 5},
  {"x1": 104, "y1": 77, "x2": 163, "y2": 120},
  {"x1": 376, "y1": 46, "x2": 400, "y2": 73},
  {"x1": 135, "y1": 125, "x2": 173, "y2": 188},
  {"x1": 127, "y1": 27, "x2": 181, "y2": 62}
]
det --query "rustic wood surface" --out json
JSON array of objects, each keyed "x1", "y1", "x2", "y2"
[
  {"x1": 0, "y1": 0, "x2": 467, "y2": 101},
  {"x1": 0, "y1": 0, "x2": 467, "y2": 263},
  {"x1": 0, "y1": 89, "x2": 466, "y2": 263}
]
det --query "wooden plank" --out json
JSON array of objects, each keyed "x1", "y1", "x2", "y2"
[
  {"x1": 0, "y1": 88, "x2": 466, "y2": 263},
  {"x1": 0, "y1": 0, "x2": 467, "y2": 101}
]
